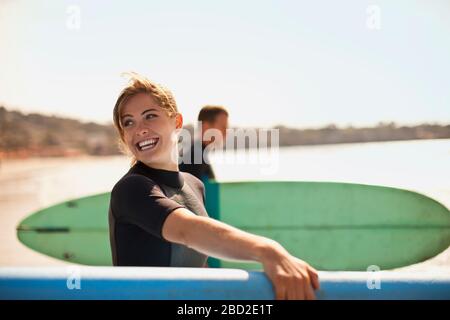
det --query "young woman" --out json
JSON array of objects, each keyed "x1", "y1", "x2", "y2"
[{"x1": 108, "y1": 72, "x2": 319, "y2": 300}]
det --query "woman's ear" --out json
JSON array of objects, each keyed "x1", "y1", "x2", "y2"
[{"x1": 175, "y1": 113, "x2": 183, "y2": 129}]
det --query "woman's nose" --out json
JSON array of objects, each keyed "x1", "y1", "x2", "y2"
[{"x1": 136, "y1": 123, "x2": 149, "y2": 136}]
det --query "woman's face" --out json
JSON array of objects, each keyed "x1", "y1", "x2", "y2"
[{"x1": 120, "y1": 92, "x2": 182, "y2": 170}]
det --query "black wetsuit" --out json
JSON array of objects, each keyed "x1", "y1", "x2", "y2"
[
  {"x1": 179, "y1": 140, "x2": 215, "y2": 181},
  {"x1": 108, "y1": 161, "x2": 208, "y2": 267}
]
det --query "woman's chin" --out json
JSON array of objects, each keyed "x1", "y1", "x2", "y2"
[
  {"x1": 137, "y1": 154, "x2": 157, "y2": 164},
  {"x1": 134, "y1": 150, "x2": 155, "y2": 163}
]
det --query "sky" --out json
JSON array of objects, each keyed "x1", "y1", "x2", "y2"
[{"x1": 0, "y1": 0, "x2": 449, "y2": 128}]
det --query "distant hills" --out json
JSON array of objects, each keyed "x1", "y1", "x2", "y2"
[
  {"x1": 273, "y1": 122, "x2": 450, "y2": 146},
  {"x1": 0, "y1": 106, "x2": 118, "y2": 158},
  {"x1": 0, "y1": 106, "x2": 449, "y2": 159}
]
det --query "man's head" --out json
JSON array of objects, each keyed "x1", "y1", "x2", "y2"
[{"x1": 198, "y1": 105, "x2": 229, "y2": 146}]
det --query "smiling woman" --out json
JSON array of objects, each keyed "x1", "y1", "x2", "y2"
[
  {"x1": 108, "y1": 72, "x2": 320, "y2": 300},
  {"x1": 112, "y1": 72, "x2": 181, "y2": 169}
]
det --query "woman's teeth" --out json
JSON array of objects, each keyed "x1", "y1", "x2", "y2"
[{"x1": 137, "y1": 138, "x2": 159, "y2": 151}]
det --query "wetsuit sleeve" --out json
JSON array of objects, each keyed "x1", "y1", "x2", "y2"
[{"x1": 111, "y1": 174, "x2": 185, "y2": 239}]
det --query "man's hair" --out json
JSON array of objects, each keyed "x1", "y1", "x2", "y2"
[{"x1": 197, "y1": 105, "x2": 228, "y2": 123}]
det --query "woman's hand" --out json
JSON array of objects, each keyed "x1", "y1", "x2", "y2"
[
  {"x1": 260, "y1": 241, "x2": 320, "y2": 300},
  {"x1": 162, "y1": 210, "x2": 320, "y2": 299}
]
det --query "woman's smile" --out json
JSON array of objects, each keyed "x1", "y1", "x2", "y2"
[{"x1": 135, "y1": 137, "x2": 160, "y2": 152}]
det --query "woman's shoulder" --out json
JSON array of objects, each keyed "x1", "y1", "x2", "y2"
[
  {"x1": 180, "y1": 172, "x2": 205, "y2": 191},
  {"x1": 112, "y1": 172, "x2": 158, "y2": 196}
]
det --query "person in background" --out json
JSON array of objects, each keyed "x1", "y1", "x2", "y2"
[{"x1": 179, "y1": 106, "x2": 229, "y2": 182}]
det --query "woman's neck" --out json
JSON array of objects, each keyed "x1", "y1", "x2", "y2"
[{"x1": 140, "y1": 160, "x2": 179, "y2": 172}]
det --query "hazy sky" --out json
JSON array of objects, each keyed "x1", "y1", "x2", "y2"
[{"x1": 1, "y1": 0, "x2": 449, "y2": 128}]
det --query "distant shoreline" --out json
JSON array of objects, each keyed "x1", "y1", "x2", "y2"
[
  {"x1": 1, "y1": 137, "x2": 448, "y2": 161},
  {"x1": 1, "y1": 106, "x2": 449, "y2": 160}
]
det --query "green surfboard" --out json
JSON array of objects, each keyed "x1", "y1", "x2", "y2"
[{"x1": 17, "y1": 181, "x2": 450, "y2": 271}]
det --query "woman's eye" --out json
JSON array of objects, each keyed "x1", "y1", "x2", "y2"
[
  {"x1": 123, "y1": 119, "x2": 133, "y2": 127},
  {"x1": 145, "y1": 114, "x2": 157, "y2": 120}
]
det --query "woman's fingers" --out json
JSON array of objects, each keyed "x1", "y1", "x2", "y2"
[
  {"x1": 274, "y1": 272, "x2": 304, "y2": 300},
  {"x1": 287, "y1": 270, "x2": 314, "y2": 300},
  {"x1": 299, "y1": 270, "x2": 315, "y2": 300},
  {"x1": 284, "y1": 274, "x2": 301, "y2": 300},
  {"x1": 295, "y1": 276, "x2": 308, "y2": 300},
  {"x1": 304, "y1": 278, "x2": 316, "y2": 300},
  {"x1": 292, "y1": 277, "x2": 304, "y2": 300},
  {"x1": 308, "y1": 266, "x2": 320, "y2": 290},
  {"x1": 294, "y1": 258, "x2": 320, "y2": 291},
  {"x1": 262, "y1": 249, "x2": 320, "y2": 300},
  {"x1": 275, "y1": 284, "x2": 287, "y2": 300}
]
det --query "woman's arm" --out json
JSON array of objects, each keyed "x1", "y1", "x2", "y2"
[{"x1": 162, "y1": 207, "x2": 320, "y2": 300}]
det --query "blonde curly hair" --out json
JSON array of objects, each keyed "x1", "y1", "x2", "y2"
[{"x1": 112, "y1": 72, "x2": 179, "y2": 165}]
